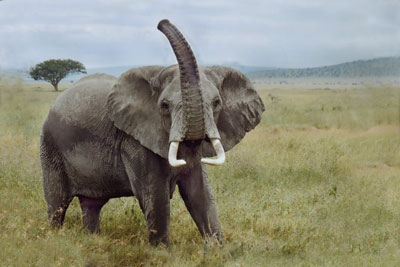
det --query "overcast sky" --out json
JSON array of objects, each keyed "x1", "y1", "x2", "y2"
[{"x1": 0, "y1": 0, "x2": 399, "y2": 69}]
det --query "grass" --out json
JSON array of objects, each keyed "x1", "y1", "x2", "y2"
[{"x1": 0, "y1": 78, "x2": 399, "y2": 266}]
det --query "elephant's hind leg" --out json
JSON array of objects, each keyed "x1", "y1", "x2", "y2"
[
  {"x1": 40, "y1": 140, "x2": 73, "y2": 228},
  {"x1": 79, "y1": 196, "x2": 108, "y2": 233}
]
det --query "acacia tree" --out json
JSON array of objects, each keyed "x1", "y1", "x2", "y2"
[{"x1": 29, "y1": 59, "x2": 86, "y2": 91}]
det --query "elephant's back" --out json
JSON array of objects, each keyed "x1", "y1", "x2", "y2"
[
  {"x1": 50, "y1": 73, "x2": 117, "y2": 129},
  {"x1": 40, "y1": 73, "x2": 133, "y2": 199}
]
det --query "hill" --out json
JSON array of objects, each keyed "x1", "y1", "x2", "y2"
[
  {"x1": 2, "y1": 57, "x2": 399, "y2": 82},
  {"x1": 247, "y1": 57, "x2": 400, "y2": 80}
]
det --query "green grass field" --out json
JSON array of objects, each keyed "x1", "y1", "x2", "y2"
[{"x1": 0, "y1": 78, "x2": 399, "y2": 266}]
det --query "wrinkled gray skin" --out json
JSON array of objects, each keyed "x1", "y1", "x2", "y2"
[{"x1": 40, "y1": 21, "x2": 264, "y2": 246}]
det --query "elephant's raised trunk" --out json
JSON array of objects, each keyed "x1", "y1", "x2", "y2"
[
  {"x1": 158, "y1": 20, "x2": 225, "y2": 168},
  {"x1": 157, "y1": 19, "x2": 205, "y2": 140}
]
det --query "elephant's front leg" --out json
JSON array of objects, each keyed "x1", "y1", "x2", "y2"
[
  {"x1": 177, "y1": 164, "x2": 222, "y2": 242},
  {"x1": 137, "y1": 182, "x2": 170, "y2": 246},
  {"x1": 122, "y1": 149, "x2": 171, "y2": 246}
]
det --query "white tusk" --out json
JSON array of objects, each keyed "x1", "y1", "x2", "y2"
[
  {"x1": 201, "y1": 139, "x2": 225, "y2": 166},
  {"x1": 168, "y1": 141, "x2": 187, "y2": 167}
]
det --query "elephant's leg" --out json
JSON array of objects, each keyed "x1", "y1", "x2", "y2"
[
  {"x1": 45, "y1": 190, "x2": 73, "y2": 228},
  {"x1": 121, "y1": 147, "x2": 171, "y2": 246},
  {"x1": 136, "y1": 185, "x2": 170, "y2": 246},
  {"x1": 41, "y1": 144, "x2": 73, "y2": 228},
  {"x1": 78, "y1": 196, "x2": 108, "y2": 233},
  {"x1": 177, "y1": 164, "x2": 222, "y2": 242}
]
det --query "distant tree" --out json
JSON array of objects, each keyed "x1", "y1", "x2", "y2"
[{"x1": 29, "y1": 59, "x2": 86, "y2": 91}]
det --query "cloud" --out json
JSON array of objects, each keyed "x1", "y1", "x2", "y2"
[{"x1": 0, "y1": 0, "x2": 399, "y2": 69}]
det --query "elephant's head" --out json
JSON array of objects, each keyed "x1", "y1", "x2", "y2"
[{"x1": 107, "y1": 19, "x2": 264, "y2": 167}]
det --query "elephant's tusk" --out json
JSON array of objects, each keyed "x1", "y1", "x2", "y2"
[
  {"x1": 201, "y1": 139, "x2": 225, "y2": 166},
  {"x1": 168, "y1": 141, "x2": 187, "y2": 167}
]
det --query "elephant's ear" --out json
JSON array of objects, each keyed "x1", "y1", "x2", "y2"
[
  {"x1": 204, "y1": 66, "x2": 265, "y2": 154},
  {"x1": 107, "y1": 66, "x2": 169, "y2": 158}
]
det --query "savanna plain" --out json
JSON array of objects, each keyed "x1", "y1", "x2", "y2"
[{"x1": 0, "y1": 78, "x2": 399, "y2": 266}]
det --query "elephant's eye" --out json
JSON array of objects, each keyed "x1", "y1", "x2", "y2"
[
  {"x1": 160, "y1": 101, "x2": 170, "y2": 114},
  {"x1": 213, "y1": 98, "x2": 221, "y2": 109}
]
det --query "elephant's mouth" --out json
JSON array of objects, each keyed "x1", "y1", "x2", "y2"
[{"x1": 168, "y1": 139, "x2": 225, "y2": 167}]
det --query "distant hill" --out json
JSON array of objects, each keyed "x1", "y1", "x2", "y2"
[
  {"x1": 3, "y1": 57, "x2": 399, "y2": 82},
  {"x1": 247, "y1": 57, "x2": 400, "y2": 80}
]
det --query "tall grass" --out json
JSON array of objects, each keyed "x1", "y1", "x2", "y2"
[
  {"x1": 0, "y1": 79, "x2": 399, "y2": 266},
  {"x1": 261, "y1": 87, "x2": 399, "y2": 129}
]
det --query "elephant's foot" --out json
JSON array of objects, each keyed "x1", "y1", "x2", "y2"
[
  {"x1": 48, "y1": 206, "x2": 68, "y2": 228},
  {"x1": 149, "y1": 231, "x2": 170, "y2": 247},
  {"x1": 204, "y1": 231, "x2": 223, "y2": 245},
  {"x1": 145, "y1": 209, "x2": 171, "y2": 247},
  {"x1": 47, "y1": 196, "x2": 73, "y2": 229}
]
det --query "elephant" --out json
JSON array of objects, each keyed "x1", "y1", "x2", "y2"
[{"x1": 40, "y1": 19, "x2": 264, "y2": 246}]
